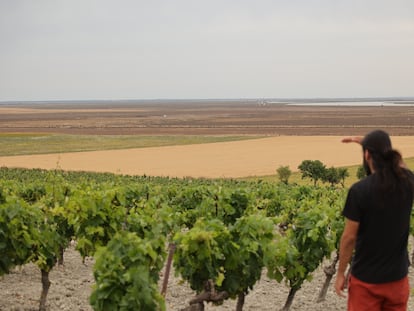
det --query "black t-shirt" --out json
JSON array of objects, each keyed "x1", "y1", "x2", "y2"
[{"x1": 343, "y1": 170, "x2": 414, "y2": 283}]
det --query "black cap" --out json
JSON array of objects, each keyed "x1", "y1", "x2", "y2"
[{"x1": 361, "y1": 130, "x2": 392, "y2": 154}]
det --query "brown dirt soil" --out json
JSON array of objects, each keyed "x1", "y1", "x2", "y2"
[
  {"x1": 0, "y1": 245, "x2": 413, "y2": 311},
  {"x1": 1, "y1": 101, "x2": 414, "y2": 136}
]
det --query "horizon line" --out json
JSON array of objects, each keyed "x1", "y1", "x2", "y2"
[{"x1": 1, "y1": 96, "x2": 414, "y2": 104}]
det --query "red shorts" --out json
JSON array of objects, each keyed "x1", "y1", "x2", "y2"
[{"x1": 348, "y1": 274, "x2": 409, "y2": 311}]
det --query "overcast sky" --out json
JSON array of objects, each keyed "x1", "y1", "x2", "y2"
[{"x1": 1, "y1": 0, "x2": 413, "y2": 101}]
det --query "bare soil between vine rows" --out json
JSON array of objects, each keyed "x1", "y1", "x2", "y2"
[{"x1": 1, "y1": 245, "x2": 414, "y2": 311}]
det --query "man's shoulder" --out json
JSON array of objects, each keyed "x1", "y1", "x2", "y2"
[
  {"x1": 350, "y1": 175, "x2": 374, "y2": 191},
  {"x1": 404, "y1": 168, "x2": 414, "y2": 179}
]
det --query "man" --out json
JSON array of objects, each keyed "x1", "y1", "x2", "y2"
[{"x1": 335, "y1": 130, "x2": 414, "y2": 311}]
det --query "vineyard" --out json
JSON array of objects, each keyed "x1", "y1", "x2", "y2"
[{"x1": 0, "y1": 167, "x2": 413, "y2": 311}]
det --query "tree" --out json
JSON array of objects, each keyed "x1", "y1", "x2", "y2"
[
  {"x1": 357, "y1": 166, "x2": 366, "y2": 180},
  {"x1": 298, "y1": 160, "x2": 326, "y2": 186},
  {"x1": 337, "y1": 167, "x2": 349, "y2": 188},
  {"x1": 322, "y1": 167, "x2": 349, "y2": 188},
  {"x1": 322, "y1": 167, "x2": 340, "y2": 187},
  {"x1": 277, "y1": 166, "x2": 292, "y2": 185}
]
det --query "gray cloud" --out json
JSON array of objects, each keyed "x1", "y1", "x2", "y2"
[{"x1": 0, "y1": 0, "x2": 413, "y2": 100}]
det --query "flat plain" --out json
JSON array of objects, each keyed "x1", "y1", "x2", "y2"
[
  {"x1": 1, "y1": 100, "x2": 414, "y2": 177},
  {"x1": 1, "y1": 100, "x2": 414, "y2": 136}
]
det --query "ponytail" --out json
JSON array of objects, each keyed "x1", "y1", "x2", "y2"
[{"x1": 372, "y1": 149, "x2": 413, "y2": 193}]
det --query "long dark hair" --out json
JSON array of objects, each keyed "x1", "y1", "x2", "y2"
[{"x1": 365, "y1": 147, "x2": 414, "y2": 197}]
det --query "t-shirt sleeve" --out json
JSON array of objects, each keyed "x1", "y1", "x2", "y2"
[{"x1": 342, "y1": 186, "x2": 361, "y2": 222}]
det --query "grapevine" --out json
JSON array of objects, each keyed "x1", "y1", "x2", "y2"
[{"x1": 0, "y1": 167, "x2": 350, "y2": 310}]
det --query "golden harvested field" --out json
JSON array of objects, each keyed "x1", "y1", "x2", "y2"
[{"x1": 1, "y1": 136, "x2": 414, "y2": 178}]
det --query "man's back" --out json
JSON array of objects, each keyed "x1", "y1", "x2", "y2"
[{"x1": 343, "y1": 170, "x2": 414, "y2": 283}]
